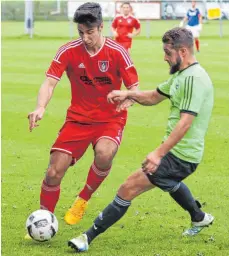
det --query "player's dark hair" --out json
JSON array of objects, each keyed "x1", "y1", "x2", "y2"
[
  {"x1": 162, "y1": 28, "x2": 194, "y2": 50},
  {"x1": 73, "y1": 2, "x2": 103, "y2": 27},
  {"x1": 121, "y1": 2, "x2": 131, "y2": 7}
]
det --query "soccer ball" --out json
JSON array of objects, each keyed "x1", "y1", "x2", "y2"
[{"x1": 26, "y1": 209, "x2": 58, "y2": 242}]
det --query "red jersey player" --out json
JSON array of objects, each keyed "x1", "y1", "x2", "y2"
[
  {"x1": 27, "y1": 2, "x2": 139, "y2": 231},
  {"x1": 111, "y1": 2, "x2": 141, "y2": 53}
]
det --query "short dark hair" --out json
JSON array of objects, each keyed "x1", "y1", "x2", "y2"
[
  {"x1": 121, "y1": 2, "x2": 131, "y2": 7},
  {"x1": 162, "y1": 27, "x2": 194, "y2": 50},
  {"x1": 73, "y1": 2, "x2": 103, "y2": 27}
]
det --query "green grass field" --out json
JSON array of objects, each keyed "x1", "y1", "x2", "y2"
[{"x1": 2, "y1": 20, "x2": 229, "y2": 256}]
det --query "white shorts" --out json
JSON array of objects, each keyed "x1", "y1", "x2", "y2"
[{"x1": 186, "y1": 25, "x2": 200, "y2": 38}]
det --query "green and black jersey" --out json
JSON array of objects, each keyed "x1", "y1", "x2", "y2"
[{"x1": 157, "y1": 63, "x2": 214, "y2": 163}]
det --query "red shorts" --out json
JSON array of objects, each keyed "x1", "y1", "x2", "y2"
[
  {"x1": 116, "y1": 41, "x2": 132, "y2": 51},
  {"x1": 51, "y1": 121, "x2": 125, "y2": 165}
]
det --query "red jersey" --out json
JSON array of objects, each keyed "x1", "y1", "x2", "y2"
[
  {"x1": 46, "y1": 38, "x2": 138, "y2": 124},
  {"x1": 112, "y1": 15, "x2": 141, "y2": 43}
]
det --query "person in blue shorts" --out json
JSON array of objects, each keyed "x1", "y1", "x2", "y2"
[{"x1": 180, "y1": 1, "x2": 202, "y2": 52}]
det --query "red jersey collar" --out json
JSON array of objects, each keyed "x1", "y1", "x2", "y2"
[{"x1": 84, "y1": 37, "x2": 106, "y2": 58}]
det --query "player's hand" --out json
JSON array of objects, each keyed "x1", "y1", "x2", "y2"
[
  {"x1": 28, "y1": 107, "x2": 45, "y2": 132},
  {"x1": 141, "y1": 150, "x2": 162, "y2": 174},
  {"x1": 198, "y1": 24, "x2": 202, "y2": 31},
  {"x1": 179, "y1": 21, "x2": 184, "y2": 27},
  {"x1": 116, "y1": 98, "x2": 134, "y2": 112},
  {"x1": 113, "y1": 31, "x2": 118, "y2": 38},
  {"x1": 107, "y1": 90, "x2": 129, "y2": 104},
  {"x1": 127, "y1": 33, "x2": 134, "y2": 38}
]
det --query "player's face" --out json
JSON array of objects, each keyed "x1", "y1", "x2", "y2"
[
  {"x1": 163, "y1": 44, "x2": 182, "y2": 74},
  {"x1": 78, "y1": 23, "x2": 102, "y2": 48},
  {"x1": 192, "y1": 1, "x2": 196, "y2": 8},
  {"x1": 122, "y1": 4, "x2": 131, "y2": 16}
]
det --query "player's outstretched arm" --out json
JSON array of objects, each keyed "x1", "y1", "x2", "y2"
[
  {"x1": 107, "y1": 89, "x2": 167, "y2": 106},
  {"x1": 179, "y1": 16, "x2": 187, "y2": 27},
  {"x1": 128, "y1": 28, "x2": 141, "y2": 38},
  {"x1": 115, "y1": 85, "x2": 138, "y2": 112},
  {"x1": 198, "y1": 14, "x2": 203, "y2": 31},
  {"x1": 111, "y1": 27, "x2": 118, "y2": 38},
  {"x1": 28, "y1": 77, "x2": 58, "y2": 132},
  {"x1": 134, "y1": 28, "x2": 141, "y2": 36}
]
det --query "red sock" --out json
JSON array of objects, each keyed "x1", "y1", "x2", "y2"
[
  {"x1": 40, "y1": 180, "x2": 60, "y2": 213},
  {"x1": 79, "y1": 161, "x2": 111, "y2": 201},
  {"x1": 195, "y1": 38, "x2": 200, "y2": 51}
]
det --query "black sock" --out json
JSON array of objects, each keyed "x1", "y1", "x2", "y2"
[
  {"x1": 170, "y1": 182, "x2": 205, "y2": 222},
  {"x1": 85, "y1": 195, "x2": 131, "y2": 244}
]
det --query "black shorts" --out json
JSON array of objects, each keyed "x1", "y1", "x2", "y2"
[{"x1": 146, "y1": 152, "x2": 198, "y2": 192}]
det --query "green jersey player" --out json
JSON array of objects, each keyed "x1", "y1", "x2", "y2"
[{"x1": 68, "y1": 27, "x2": 214, "y2": 253}]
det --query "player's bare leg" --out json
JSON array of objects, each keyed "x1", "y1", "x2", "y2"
[
  {"x1": 46, "y1": 151, "x2": 73, "y2": 185},
  {"x1": 40, "y1": 151, "x2": 72, "y2": 211},
  {"x1": 194, "y1": 37, "x2": 200, "y2": 52},
  {"x1": 25, "y1": 151, "x2": 72, "y2": 239},
  {"x1": 65, "y1": 138, "x2": 118, "y2": 225},
  {"x1": 68, "y1": 169, "x2": 154, "y2": 251},
  {"x1": 117, "y1": 169, "x2": 155, "y2": 200}
]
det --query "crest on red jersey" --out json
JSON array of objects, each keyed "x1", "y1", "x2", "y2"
[{"x1": 98, "y1": 61, "x2": 109, "y2": 72}]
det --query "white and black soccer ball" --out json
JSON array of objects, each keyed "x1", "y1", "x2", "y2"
[{"x1": 26, "y1": 209, "x2": 58, "y2": 242}]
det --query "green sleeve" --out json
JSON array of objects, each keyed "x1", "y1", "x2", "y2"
[
  {"x1": 157, "y1": 76, "x2": 173, "y2": 98},
  {"x1": 179, "y1": 76, "x2": 206, "y2": 115}
]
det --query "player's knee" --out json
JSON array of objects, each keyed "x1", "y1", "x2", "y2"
[
  {"x1": 119, "y1": 179, "x2": 136, "y2": 197},
  {"x1": 95, "y1": 148, "x2": 114, "y2": 166},
  {"x1": 46, "y1": 165, "x2": 64, "y2": 182}
]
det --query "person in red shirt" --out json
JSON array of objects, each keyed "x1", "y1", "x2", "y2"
[
  {"x1": 111, "y1": 2, "x2": 141, "y2": 53},
  {"x1": 27, "y1": 2, "x2": 139, "y2": 229}
]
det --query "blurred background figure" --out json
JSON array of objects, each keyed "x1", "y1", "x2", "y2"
[
  {"x1": 111, "y1": 2, "x2": 141, "y2": 53},
  {"x1": 180, "y1": 0, "x2": 202, "y2": 52}
]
